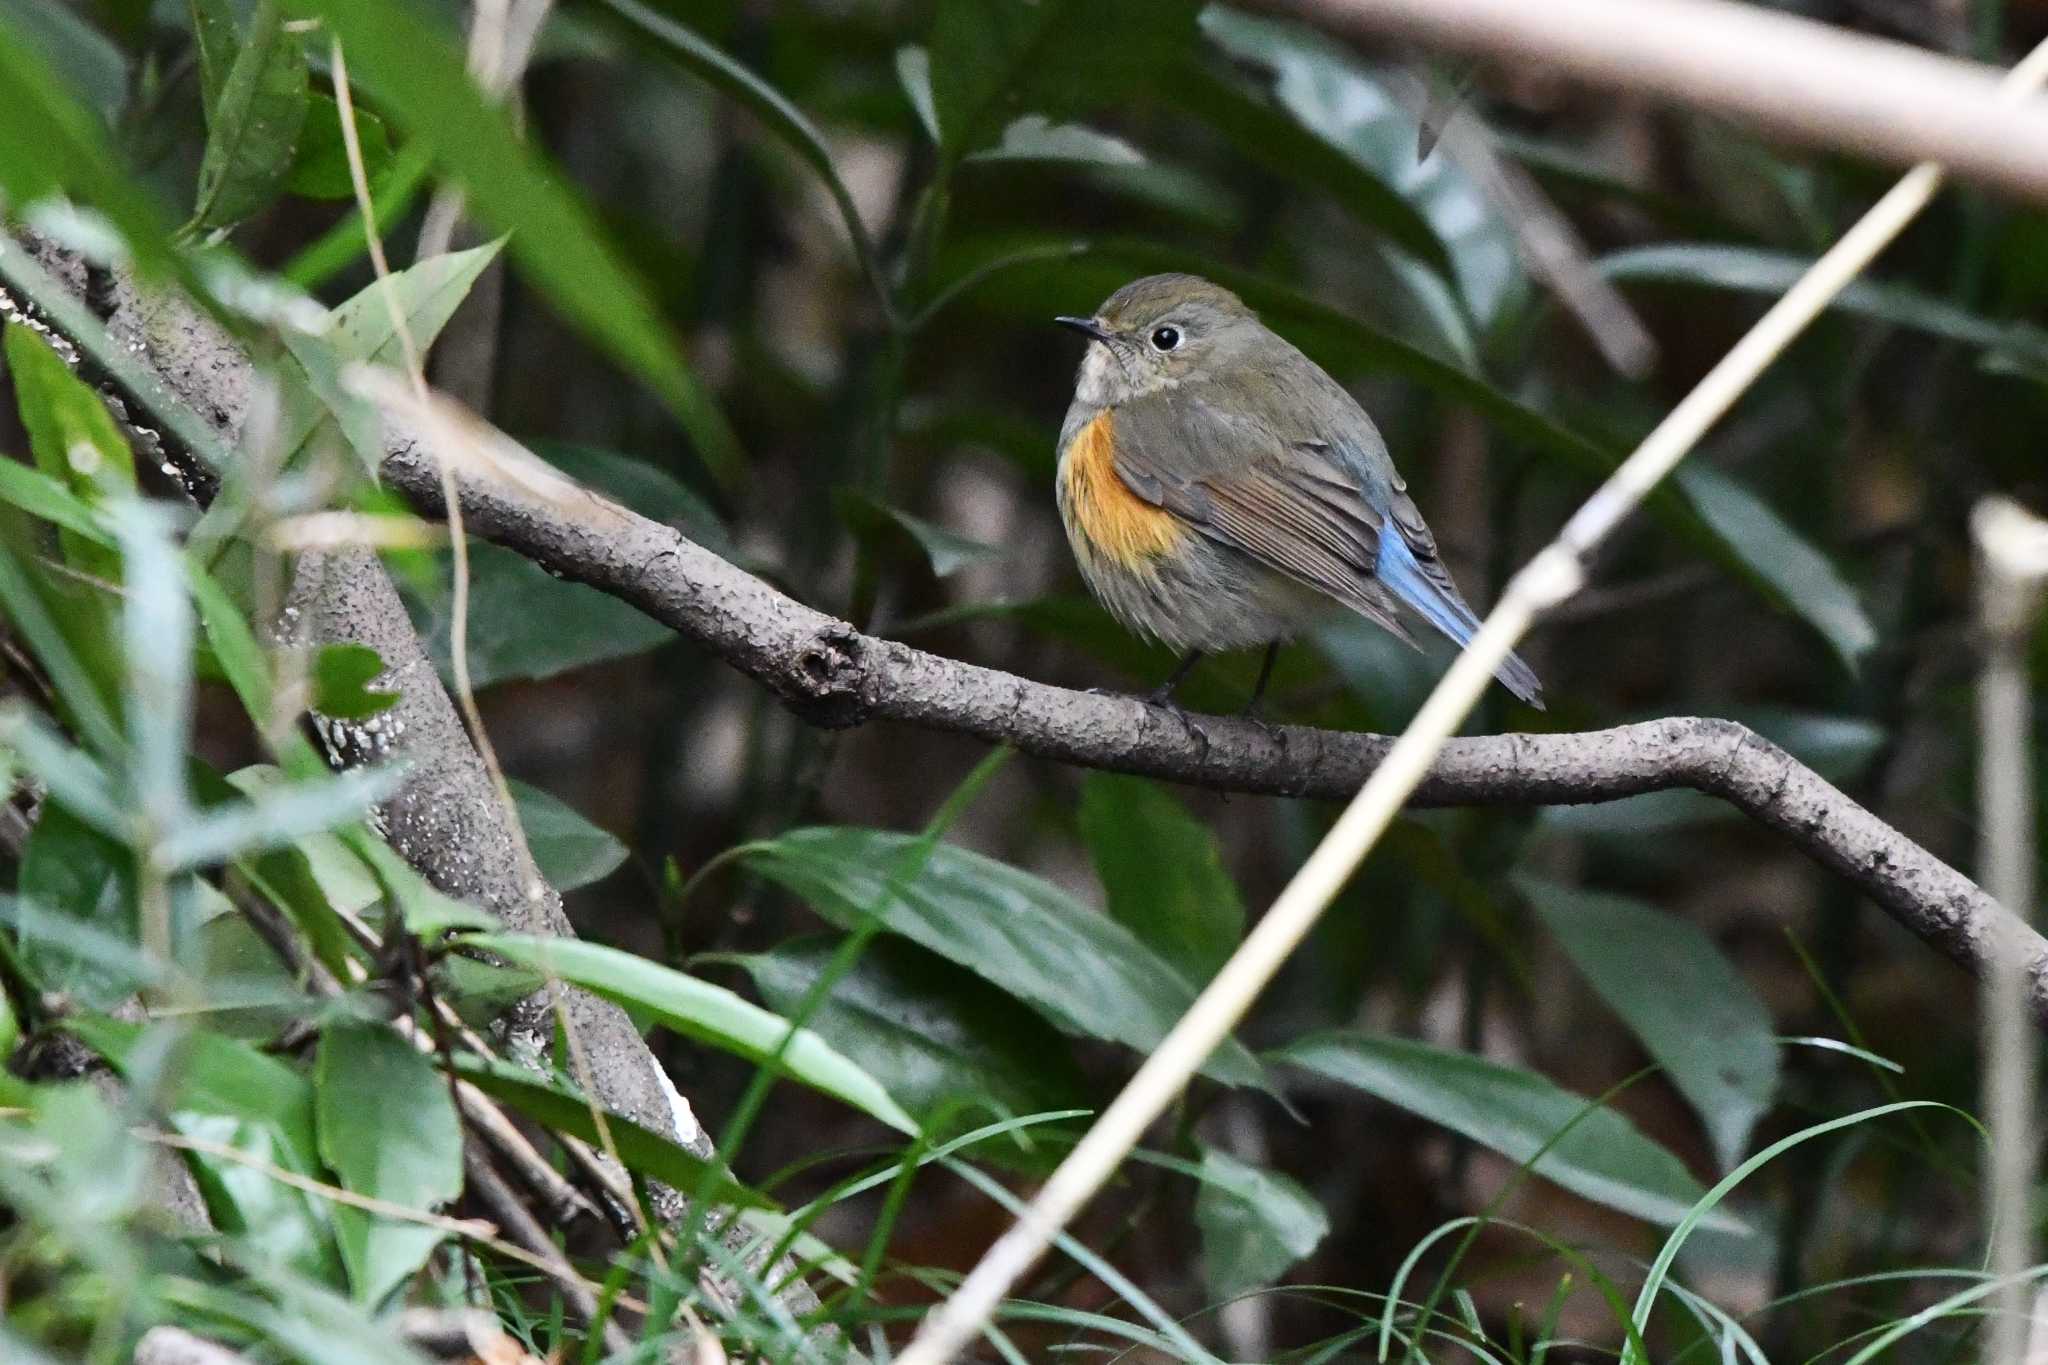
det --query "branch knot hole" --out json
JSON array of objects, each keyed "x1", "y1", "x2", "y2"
[{"x1": 786, "y1": 625, "x2": 869, "y2": 728}]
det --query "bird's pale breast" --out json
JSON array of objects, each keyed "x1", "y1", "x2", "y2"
[{"x1": 1057, "y1": 410, "x2": 1184, "y2": 571}]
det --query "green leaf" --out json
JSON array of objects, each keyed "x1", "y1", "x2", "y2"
[
  {"x1": 0, "y1": 455, "x2": 116, "y2": 548},
  {"x1": 0, "y1": 539, "x2": 124, "y2": 756},
  {"x1": 1077, "y1": 774, "x2": 1243, "y2": 983},
  {"x1": 1676, "y1": 465, "x2": 1877, "y2": 673},
  {"x1": 1167, "y1": 63, "x2": 1453, "y2": 282},
  {"x1": 191, "y1": 0, "x2": 310, "y2": 231},
  {"x1": 188, "y1": 564, "x2": 329, "y2": 782},
  {"x1": 6, "y1": 322, "x2": 135, "y2": 574},
  {"x1": 740, "y1": 827, "x2": 1264, "y2": 1088},
  {"x1": 927, "y1": 0, "x2": 1196, "y2": 162},
  {"x1": 968, "y1": 115, "x2": 1144, "y2": 167},
  {"x1": 231, "y1": 836, "x2": 367, "y2": 975},
  {"x1": 16, "y1": 802, "x2": 139, "y2": 1007},
  {"x1": 288, "y1": 93, "x2": 391, "y2": 199},
  {"x1": 451, "y1": 1054, "x2": 766, "y2": 1208},
  {"x1": 836, "y1": 490, "x2": 1003, "y2": 579},
  {"x1": 0, "y1": 707, "x2": 126, "y2": 837},
  {"x1": 0, "y1": 0, "x2": 129, "y2": 121},
  {"x1": 155, "y1": 766, "x2": 403, "y2": 873},
  {"x1": 410, "y1": 540, "x2": 672, "y2": 689},
  {"x1": 188, "y1": 0, "x2": 238, "y2": 107},
  {"x1": 111, "y1": 500, "x2": 196, "y2": 833},
  {"x1": 1519, "y1": 877, "x2": 1779, "y2": 1172},
  {"x1": 1279, "y1": 1031, "x2": 1740, "y2": 1231},
  {"x1": 0, "y1": 9, "x2": 177, "y2": 276},
  {"x1": 327, "y1": 241, "x2": 504, "y2": 367},
  {"x1": 315, "y1": 1019, "x2": 463, "y2": 1304},
  {"x1": 508, "y1": 778, "x2": 627, "y2": 892},
  {"x1": 292, "y1": 0, "x2": 742, "y2": 483},
  {"x1": 1193, "y1": 1145, "x2": 1329, "y2": 1299},
  {"x1": 283, "y1": 139, "x2": 435, "y2": 288},
  {"x1": 311, "y1": 643, "x2": 399, "y2": 720},
  {"x1": 595, "y1": 0, "x2": 892, "y2": 317},
  {"x1": 466, "y1": 933, "x2": 920, "y2": 1133},
  {"x1": 71, "y1": 1015, "x2": 345, "y2": 1283},
  {"x1": 1602, "y1": 243, "x2": 2048, "y2": 370},
  {"x1": 896, "y1": 45, "x2": 940, "y2": 142},
  {"x1": 172, "y1": 1272, "x2": 440, "y2": 1365},
  {"x1": 0, "y1": 972, "x2": 18, "y2": 1064},
  {"x1": 1198, "y1": 7, "x2": 1519, "y2": 324},
  {"x1": 716, "y1": 936, "x2": 1088, "y2": 1134},
  {"x1": 281, "y1": 240, "x2": 504, "y2": 470}
]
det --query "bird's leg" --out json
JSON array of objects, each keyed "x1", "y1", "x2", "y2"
[
  {"x1": 1146, "y1": 649, "x2": 1206, "y2": 707},
  {"x1": 1240, "y1": 642, "x2": 1281, "y2": 718}
]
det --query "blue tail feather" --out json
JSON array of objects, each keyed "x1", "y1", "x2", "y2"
[{"x1": 1375, "y1": 534, "x2": 1545, "y2": 708}]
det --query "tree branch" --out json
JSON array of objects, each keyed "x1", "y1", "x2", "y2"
[{"x1": 380, "y1": 442, "x2": 2048, "y2": 1023}]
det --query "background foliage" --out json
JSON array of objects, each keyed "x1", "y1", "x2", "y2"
[{"x1": 1, "y1": 0, "x2": 2045, "y2": 1360}]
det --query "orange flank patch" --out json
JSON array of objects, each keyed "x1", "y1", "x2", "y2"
[{"x1": 1060, "y1": 411, "x2": 1183, "y2": 569}]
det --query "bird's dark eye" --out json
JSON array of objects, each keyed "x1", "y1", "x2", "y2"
[{"x1": 1150, "y1": 325, "x2": 1181, "y2": 352}]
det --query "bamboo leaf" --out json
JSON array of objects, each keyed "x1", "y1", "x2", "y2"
[
  {"x1": 190, "y1": 0, "x2": 310, "y2": 231},
  {"x1": 289, "y1": 0, "x2": 742, "y2": 483}
]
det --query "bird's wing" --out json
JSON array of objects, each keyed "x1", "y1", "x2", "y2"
[
  {"x1": 1111, "y1": 391, "x2": 1416, "y2": 643},
  {"x1": 1113, "y1": 381, "x2": 1546, "y2": 706}
]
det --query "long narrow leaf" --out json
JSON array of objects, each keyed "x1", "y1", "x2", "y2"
[
  {"x1": 449, "y1": 1054, "x2": 770, "y2": 1209},
  {"x1": 291, "y1": 0, "x2": 742, "y2": 483},
  {"x1": 0, "y1": 457, "x2": 115, "y2": 547},
  {"x1": 594, "y1": 0, "x2": 895, "y2": 319},
  {"x1": 191, "y1": 0, "x2": 310, "y2": 230},
  {"x1": 158, "y1": 766, "x2": 406, "y2": 871},
  {"x1": 0, "y1": 707, "x2": 126, "y2": 837},
  {"x1": 465, "y1": 932, "x2": 919, "y2": 1134},
  {"x1": 0, "y1": 537, "x2": 123, "y2": 756},
  {"x1": 0, "y1": 10, "x2": 177, "y2": 275},
  {"x1": 110, "y1": 501, "x2": 194, "y2": 835},
  {"x1": 0, "y1": 237, "x2": 236, "y2": 472}
]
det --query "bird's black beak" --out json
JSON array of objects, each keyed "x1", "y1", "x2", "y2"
[{"x1": 1056, "y1": 315, "x2": 1113, "y2": 344}]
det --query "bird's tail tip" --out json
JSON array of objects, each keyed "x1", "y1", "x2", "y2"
[{"x1": 1497, "y1": 650, "x2": 1545, "y2": 710}]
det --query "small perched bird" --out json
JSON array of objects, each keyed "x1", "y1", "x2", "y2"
[{"x1": 1054, "y1": 273, "x2": 1543, "y2": 711}]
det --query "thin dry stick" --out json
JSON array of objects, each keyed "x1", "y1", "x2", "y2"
[
  {"x1": 1973, "y1": 497, "x2": 2048, "y2": 1365},
  {"x1": 895, "y1": 36, "x2": 2048, "y2": 1365},
  {"x1": 143, "y1": 1127, "x2": 494, "y2": 1242},
  {"x1": 143, "y1": 1128, "x2": 651, "y2": 1318},
  {"x1": 554, "y1": 961, "x2": 663, "y2": 1262},
  {"x1": 465, "y1": 1140, "x2": 639, "y2": 1355}
]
